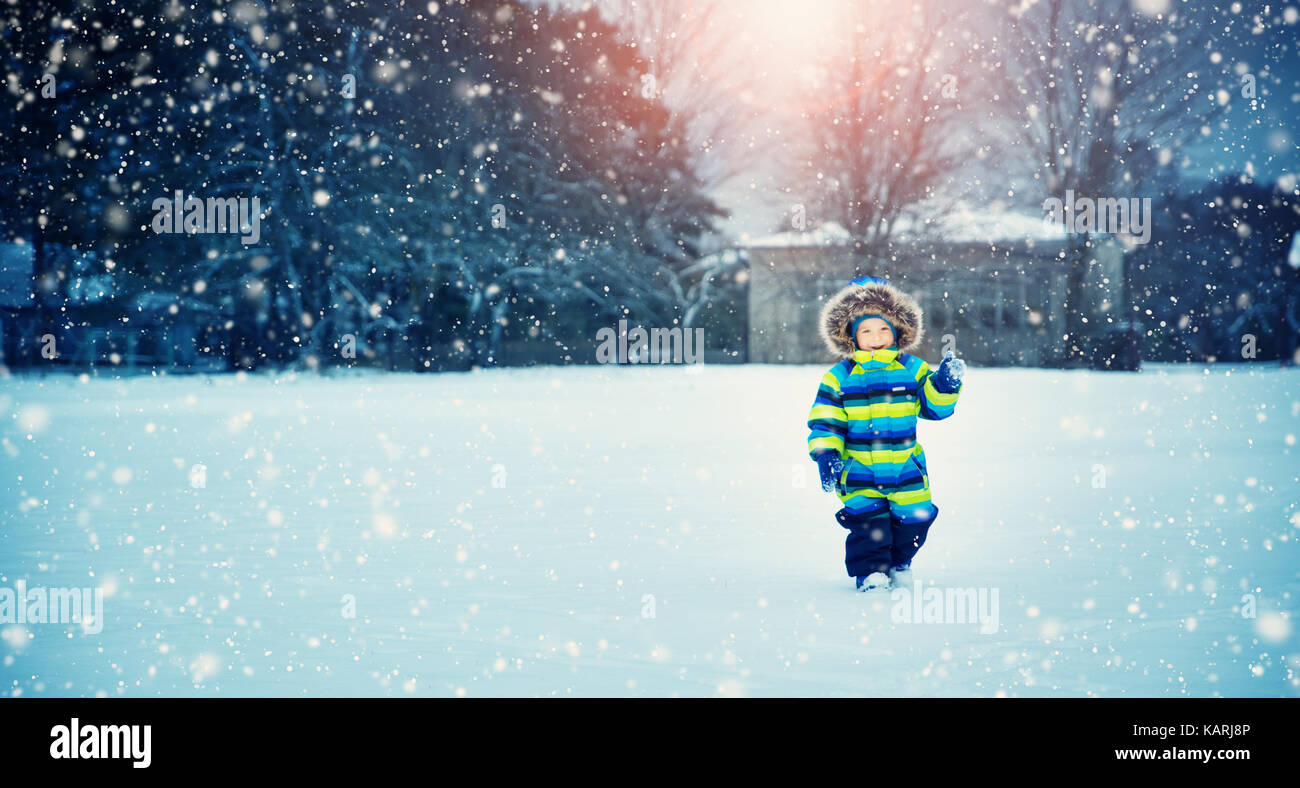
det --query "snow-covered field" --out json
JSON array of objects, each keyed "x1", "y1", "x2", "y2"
[{"x1": 2, "y1": 361, "x2": 1298, "y2": 697}]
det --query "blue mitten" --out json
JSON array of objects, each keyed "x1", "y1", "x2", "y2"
[
  {"x1": 931, "y1": 350, "x2": 966, "y2": 394},
  {"x1": 814, "y1": 451, "x2": 845, "y2": 493}
]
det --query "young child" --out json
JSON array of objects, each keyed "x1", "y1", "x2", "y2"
[{"x1": 805, "y1": 275, "x2": 965, "y2": 592}]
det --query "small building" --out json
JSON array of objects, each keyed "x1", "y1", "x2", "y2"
[{"x1": 741, "y1": 208, "x2": 1130, "y2": 368}]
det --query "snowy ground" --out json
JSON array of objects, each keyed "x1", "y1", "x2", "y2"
[{"x1": 2, "y1": 361, "x2": 1298, "y2": 697}]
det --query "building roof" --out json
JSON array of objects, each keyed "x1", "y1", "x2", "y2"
[
  {"x1": 740, "y1": 206, "x2": 1072, "y2": 250},
  {"x1": 743, "y1": 221, "x2": 853, "y2": 249},
  {"x1": 897, "y1": 206, "x2": 1069, "y2": 244}
]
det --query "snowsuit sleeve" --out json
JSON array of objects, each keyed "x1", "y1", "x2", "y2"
[
  {"x1": 806, "y1": 365, "x2": 848, "y2": 458},
  {"x1": 915, "y1": 358, "x2": 961, "y2": 421}
]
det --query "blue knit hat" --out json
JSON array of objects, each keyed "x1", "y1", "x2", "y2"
[
  {"x1": 847, "y1": 274, "x2": 898, "y2": 348},
  {"x1": 849, "y1": 313, "x2": 898, "y2": 345}
]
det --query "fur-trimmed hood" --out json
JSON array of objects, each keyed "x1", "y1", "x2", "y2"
[{"x1": 819, "y1": 281, "x2": 924, "y2": 358}]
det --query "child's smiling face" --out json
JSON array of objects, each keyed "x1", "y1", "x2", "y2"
[{"x1": 855, "y1": 317, "x2": 895, "y2": 351}]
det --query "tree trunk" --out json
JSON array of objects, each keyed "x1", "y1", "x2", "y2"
[{"x1": 1061, "y1": 236, "x2": 1090, "y2": 367}]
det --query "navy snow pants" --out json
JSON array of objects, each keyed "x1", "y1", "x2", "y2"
[{"x1": 836, "y1": 504, "x2": 939, "y2": 578}]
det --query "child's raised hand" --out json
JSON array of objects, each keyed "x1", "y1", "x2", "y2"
[{"x1": 932, "y1": 350, "x2": 966, "y2": 393}]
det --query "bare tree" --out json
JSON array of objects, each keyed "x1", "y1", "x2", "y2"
[
  {"x1": 594, "y1": 0, "x2": 767, "y2": 193},
  {"x1": 794, "y1": 0, "x2": 987, "y2": 261}
]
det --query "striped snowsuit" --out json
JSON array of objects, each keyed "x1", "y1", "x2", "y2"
[{"x1": 806, "y1": 347, "x2": 961, "y2": 575}]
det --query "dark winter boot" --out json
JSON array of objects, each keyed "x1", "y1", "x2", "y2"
[
  {"x1": 888, "y1": 563, "x2": 914, "y2": 590},
  {"x1": 855, "y1": 571, "x2": 892, "y2": 592}
]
